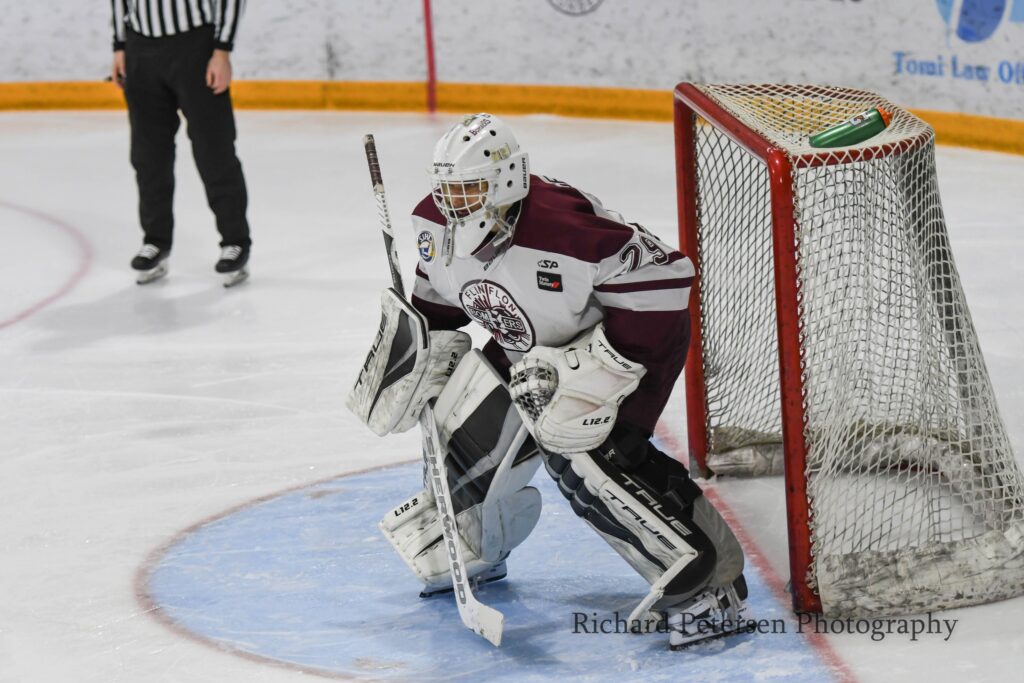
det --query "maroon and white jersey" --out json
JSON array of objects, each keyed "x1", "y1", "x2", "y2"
[{"x1": 410, "y1": 175, "x2": 694, "y2": 434}]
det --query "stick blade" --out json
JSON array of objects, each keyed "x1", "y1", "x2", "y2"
[{"x1": 467, "y1": 601, "x2": 504, "y2": 646}]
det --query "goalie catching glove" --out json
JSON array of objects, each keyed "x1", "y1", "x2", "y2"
[
  {"x1": 509, "y1": 324, "x2": 646, "y2": 453},
  {"x1": 347, "y1": 288, "x2": 470, "y2": 435}
]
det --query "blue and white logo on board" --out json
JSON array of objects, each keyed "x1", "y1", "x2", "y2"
[
  {"x1": 893, "y1": 1, "x2": 1024, "y2": 86},
  {"x1": 417, "y1": 230, "x2": 435, "y2": 262},
  {"x1": 935, "y1": 0, "x2": 1024, "y2": 43}
]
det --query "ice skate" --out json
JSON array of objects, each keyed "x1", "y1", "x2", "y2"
[
  {"x1": 131, "y1": 244, "x2": 169, "y2": 285},
  {"x1": 418, "y1": 561, "x2": 509, "y2": 598},
  {"x1": 215, "y1": 245, "x2": 249, "y2": 288},
  {"x1": 666, "y1": 575, "x2": 749, "y2": 650}
]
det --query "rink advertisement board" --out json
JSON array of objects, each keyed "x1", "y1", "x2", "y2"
[{"x1": 1, "y1": 0, "x2": 1021, "y2": 118}]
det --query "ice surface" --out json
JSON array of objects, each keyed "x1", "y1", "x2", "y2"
[{"x1": 0, "y1": 111, "x2": 1022, "y2": 681}]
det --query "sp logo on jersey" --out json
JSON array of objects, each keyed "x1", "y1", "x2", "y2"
[
  {"x1": 417, "y1": 230, "x2": 435, "y2": 262},
  {"x1": 536, "y1": 271, "x2": 563, "y2": 292},
  {"x1": 460, "y1": 280, "x2": 535, "y2": 352}
]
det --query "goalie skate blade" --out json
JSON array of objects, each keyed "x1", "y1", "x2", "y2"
[
  {"x1": 222, "y1": 268, "x2": 249, "y2": 288},
  {"x1": 135, "y1": 262, "x2": 168, "y2": 285},
  {"x1": 669, "y1": 626, "x2": 746, "y2": 651},
  {"x1": 418, "y1": 569, "x2": 508, "y2": 599}
]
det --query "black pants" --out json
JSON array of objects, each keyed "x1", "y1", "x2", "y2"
[{"x1": 124, "y1": 25, "x2": 250, "y2": 252}]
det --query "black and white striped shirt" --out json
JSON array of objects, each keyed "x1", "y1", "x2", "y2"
[{"x1": 111, "y1": 0, "x2": 246, "y2": 51}]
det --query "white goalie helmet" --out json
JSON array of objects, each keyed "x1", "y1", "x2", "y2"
[{"x1": 430, "y1": 113, "x2": 530, "y2": 261}]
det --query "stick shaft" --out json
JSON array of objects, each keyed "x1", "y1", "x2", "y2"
[
  {"x1": 421, "y1": 404, "x2": 504, "y2": 646},
  {"x1": 363, "y1": 134, "x2": 405, "y2": 297}
]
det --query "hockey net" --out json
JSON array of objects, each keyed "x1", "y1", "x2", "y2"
[{"x1": 674, "y1": 83, "x2": 1024, "y2": 616}]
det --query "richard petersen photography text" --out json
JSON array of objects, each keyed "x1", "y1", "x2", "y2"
[{"x1": 572, "y1": 611, "x2": 959, "y2": 642}]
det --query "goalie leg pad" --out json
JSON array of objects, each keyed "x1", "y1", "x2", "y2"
[
  {"x1": 542, "y1": 426, "x2": 744, "y2": 612},
  {"x1": 380, "y1": 350, "x2": 543, "y2": 592},
  {"x1": 346, "y1": 288, "x2": 470, "y2": 435},
  {"x1": 379, "y1": 488, "x2": 531, "y2": 594}
]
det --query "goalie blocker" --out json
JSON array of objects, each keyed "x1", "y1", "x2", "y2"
[{"x1": 347, "y1": 288, "x2": 471, "y2": 435}]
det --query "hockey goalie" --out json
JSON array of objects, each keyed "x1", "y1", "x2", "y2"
[{"x1": 348, "y1": 113, "x2": 747, "y2": 649}]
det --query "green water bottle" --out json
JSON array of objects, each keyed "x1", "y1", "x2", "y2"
[{"x1": 808, "y1": 107, "x2": 892, "y2": 148}]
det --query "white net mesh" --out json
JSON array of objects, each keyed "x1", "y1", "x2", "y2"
[{"x1": 686, "y1": 83, "x2": 1024, "y2": 616}]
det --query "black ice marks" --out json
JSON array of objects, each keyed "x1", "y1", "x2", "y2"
[{"x1": 459, "y1": 280, "x2": 535, "y2": 352}]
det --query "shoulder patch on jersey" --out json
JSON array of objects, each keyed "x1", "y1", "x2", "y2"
[
  {"x1": 459, "y1": 280, "x2": 535, "y2": 352},
  {"x1": 417, "y1": 230, "x2": 435, "y2": 262}
]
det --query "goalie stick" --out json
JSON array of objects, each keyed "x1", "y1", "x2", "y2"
[{"x1": 362, "y1": 134, "x2": 505, "y2": 646}]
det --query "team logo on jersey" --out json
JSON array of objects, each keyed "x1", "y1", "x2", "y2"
[
  {"x1": 459, "y1": 280, "x2": 535, "y2": 352},
  {"x1": 417, "y1": 230, "x2": 435, "y2": 262},
  {"x1": 536, "y1": 271, "x2": 563, "y2": 292}
]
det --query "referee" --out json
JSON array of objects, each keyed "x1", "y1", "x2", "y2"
[{"x1": 110, "y1": 1, "x2": 252, "y2": 286}]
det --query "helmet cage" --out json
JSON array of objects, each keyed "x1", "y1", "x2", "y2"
[
  {"x1": 430, "y1": 150, "x2": 528, "y2": 260},
  {"x1": 430, "y1": 174, "x2": 495, "y2": 226}
]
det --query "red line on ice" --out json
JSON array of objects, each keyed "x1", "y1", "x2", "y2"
[
  {"x1": 135, "y1": 461, "x2": 418, "y2": 681},
  {"x1": 0, "y1": 199, "x2": 93, "y2": 330}
]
